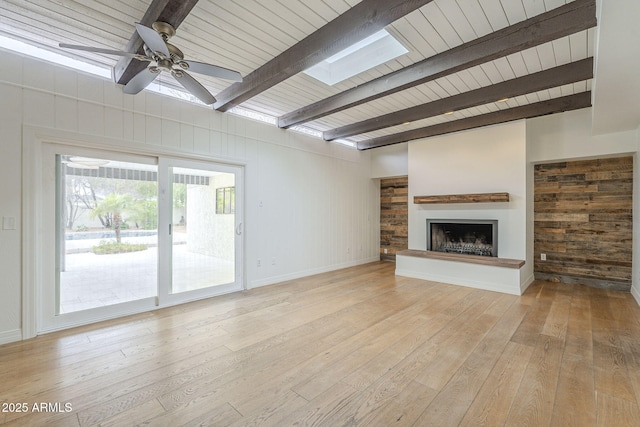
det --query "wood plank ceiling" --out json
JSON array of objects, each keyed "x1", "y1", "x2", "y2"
[{"x1": 0, "y1": 0, "x2": 596, "y2": 150}]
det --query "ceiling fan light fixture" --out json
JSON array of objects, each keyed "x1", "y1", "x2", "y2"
[
  {"x1": 156, "y1": 58, "x2": 174, "y2": 72},
  {"x1": 57, "y1": 21, "x2": 242, "y2": 102}
]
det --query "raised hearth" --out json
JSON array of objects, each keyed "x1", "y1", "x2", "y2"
[{"x1": 395, "y1": 249, "x2": 526, "y2": 295}]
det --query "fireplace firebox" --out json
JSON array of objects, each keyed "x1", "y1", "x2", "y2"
[{"x1": 427, "y1": 219, "x2": 498, "y2": 257}]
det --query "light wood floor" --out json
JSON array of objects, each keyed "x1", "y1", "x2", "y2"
[{"x1": 2, "y1": 262, "x2": 640, "y2": 426}]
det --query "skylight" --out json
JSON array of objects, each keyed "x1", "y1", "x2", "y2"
[
  {"x1": 0, "y1": 34, "x2": 112, "y2": 78},
  {"x1": 303, "y1": 29, "x2": 408, "y2": 86}
]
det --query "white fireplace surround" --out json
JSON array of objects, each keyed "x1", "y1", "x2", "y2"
[{"x1": 396, "y1": 121, "x2": 533, "y2": 295}]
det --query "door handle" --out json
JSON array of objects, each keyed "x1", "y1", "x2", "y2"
[{"x1": 235, "y1": 222, "x2": 243, "y2": 235}]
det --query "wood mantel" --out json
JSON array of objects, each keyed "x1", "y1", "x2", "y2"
[{"x1": 414, "y1": 192, "x2": 509, "y2": 204}]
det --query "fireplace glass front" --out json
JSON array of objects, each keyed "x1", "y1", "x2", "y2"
[{"x1": 427, "y1": 219, "x2": 498, "y2": 257}]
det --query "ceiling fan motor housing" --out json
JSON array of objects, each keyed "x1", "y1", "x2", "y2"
[
  {"x1": 58, "y1": 19, "x2": 242, "y2": 105},
  {"x1": 151, "y1": 21, "x2": 176, "y2": 40}
]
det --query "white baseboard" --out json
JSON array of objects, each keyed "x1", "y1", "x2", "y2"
[
  {"x1": 0, "y1": 328, "x2": 23, "y2": 345},
  {"x1": 248, "y1": 257, "x2": 380, "y2": 289},
  {"x1": 632, "y1": 285, "x2": 640, "y2": 307}
]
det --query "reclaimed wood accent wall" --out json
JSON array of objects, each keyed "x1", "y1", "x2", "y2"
[
  {"x1": 380, "y1": 177, "x2": 408, "y2": 261},
  {"x1": 534, "y1": 156, "x2": 633, "y2": 291}
]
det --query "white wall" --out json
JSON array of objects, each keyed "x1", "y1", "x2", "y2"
[
  {"x1": 0, "y1": 50, "x2": 380, "y2": 344},
  {"x1": 370, "y1": 142, "x2": 408, "y2": 178},
  {"x1": 591, "y1": 0, "x2": 640, "y2": 135},
  {"x1": 527, "y1": 108, "x2": 637, "y2": 162},
  {"x1": 187, "y1": 173, "x2": 235, "y2": 261}
]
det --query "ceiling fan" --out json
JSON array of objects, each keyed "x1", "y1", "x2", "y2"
[{"x1": 59, "y1": 22, "x2": 242, "y2": 105}]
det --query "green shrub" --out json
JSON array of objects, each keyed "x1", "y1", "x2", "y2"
[{"x1": 92, "y1": 240, "x2": 147, "y2": 255}]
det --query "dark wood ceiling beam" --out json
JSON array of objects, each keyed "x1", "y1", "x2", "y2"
[
  {"x1": 279, "y1": 0, "x2": 596, "y2": 129},
  {"x1": 356, "y1": 92, "x2": 592, "y2": 150},
  {"x1": 113, "y1": 0, "x2": 200, "y2": 85},
  {"x1": 212, "y1": 0, "x2": 436, "y2": 112},
  {"x1": 324, "y1": 57, "x2": 593, "y2": 141}
]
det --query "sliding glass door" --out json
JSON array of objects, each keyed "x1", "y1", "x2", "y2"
[
  {"x1": 158, "y1": 158, "x2": 243, "y2": 305},
  {"x1": 40, "y1": 145, "x2": 243, "y2": 332}
]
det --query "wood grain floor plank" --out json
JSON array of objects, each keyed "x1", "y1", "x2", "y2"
[
  {"x1": 356, "y1": 380, "x2": 438, "y2": 427},
  {"x1": 149, "y1": 402, "x2": 243, "y2": 427},
  {"x1": 232, "y1": 286, "x2": 440, "y2": 415},
  {"x1": 414, "y1": 311, "x2": 501, "y2": 391},
  {"x1": 340, "y1": 286, "x2": 474, "y2": 391},
  {"x1": 504, "y1": 334, "x2": 565, "y2": 427},
  {"x1": 596, "y1": 392, "x2": 640, "y2": 427},
  {"x1": 124, "y1": 316, "x2": 351, "y2": 424},
  {"x1": 96, "y1": 398, "x2": 166, "y2": 427},
  {"x1": 226, "y1": 390, "x2": 308, "y2": 427},
  {"x1": 145, "y1": 400, "x2": 243, "y2": 427},
  {"x1": 2, "y1": 263, "x2": 640, "y2": 426},
  {"x1": 550, "y1": 289, "x2": 596, "y2": 427},
  {"x1": 1, "y1": 342, "x2": 234, "y2": 424},
  {"x1": 541, "y1": 293, "x2": 572, "y2": 339},
  {"x1": 289, "y1": 317, "x2": 419, "y2": 401},
  {"x1": 275, "y1": 382, "x2": 361, "y2": 426},
  {"x1": 510, "y1": 289, "x2": 554, "y2": 346},
  {"x1": 593, "y1": 340, "x2": 637, "y2": 403},
  {"x1": 459, "y1": 341, "x2": 534, "y2": 426},
  {"x1": 417, "y1": 298, "x2": 529, "y2": 425}
]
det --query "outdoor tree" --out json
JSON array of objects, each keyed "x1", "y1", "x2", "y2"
[
  {"x1": 128, "y1": 181, "x2": 158, "y2": 229},
  {"x1": 63, "y1": 177, "x2": 103, "y2": 230},
  {"x1": 90, "y1": 193, "x2": 134, "y2": 243}
]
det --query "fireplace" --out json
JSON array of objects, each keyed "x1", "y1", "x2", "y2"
[{"x1": 427, "y1": 219, "x2": 498, "y2": 257}]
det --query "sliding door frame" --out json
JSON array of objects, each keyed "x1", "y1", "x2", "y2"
[
  {"x1": 39, "y1": 143, "x2": 161, "y2": 332},
  {"x1": 157, "y1": 156, "x2": 245, "y2": 306},
  {"x1": 22, "y1": 126, "x2": 246, "y2": 338}
]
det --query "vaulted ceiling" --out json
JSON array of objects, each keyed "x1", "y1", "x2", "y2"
[{"x1": 0, "y1": 0, "x2": 598, "y2": 149}]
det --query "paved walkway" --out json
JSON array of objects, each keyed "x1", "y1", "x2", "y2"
[{"x1": 59, "y1": 234, "x2": 234, "y2": 313}]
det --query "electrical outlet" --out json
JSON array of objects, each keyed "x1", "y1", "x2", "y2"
[
  {"x1": 257, "y1": 259, "x2": 261, "y2": 267},
  {"x1": 541, "y1": 253, "x2": 546, "y2": 261},
  {"x1": 272, "y1": 258, "x2": 276, "y2": 265},
  {"x1": 384, "y1": 248, "x2": 388, "y2": 254}
]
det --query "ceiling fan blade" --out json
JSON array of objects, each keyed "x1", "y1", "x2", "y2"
[
  {"x1": 123, "y1": 68, "x2": 159, "y2": 94},
  {"x1": 182, "y1": 60, "x2": 243, "y2": 82},
  {"x1": 59, "y1": 43, "x2": 144, "y2": 59},
  {"x1": 173, "y1": 71, "x2": 216, "y2": 105},
  {"x1": 135, "y1": 23, "x2": 170, "y2": 57}
]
